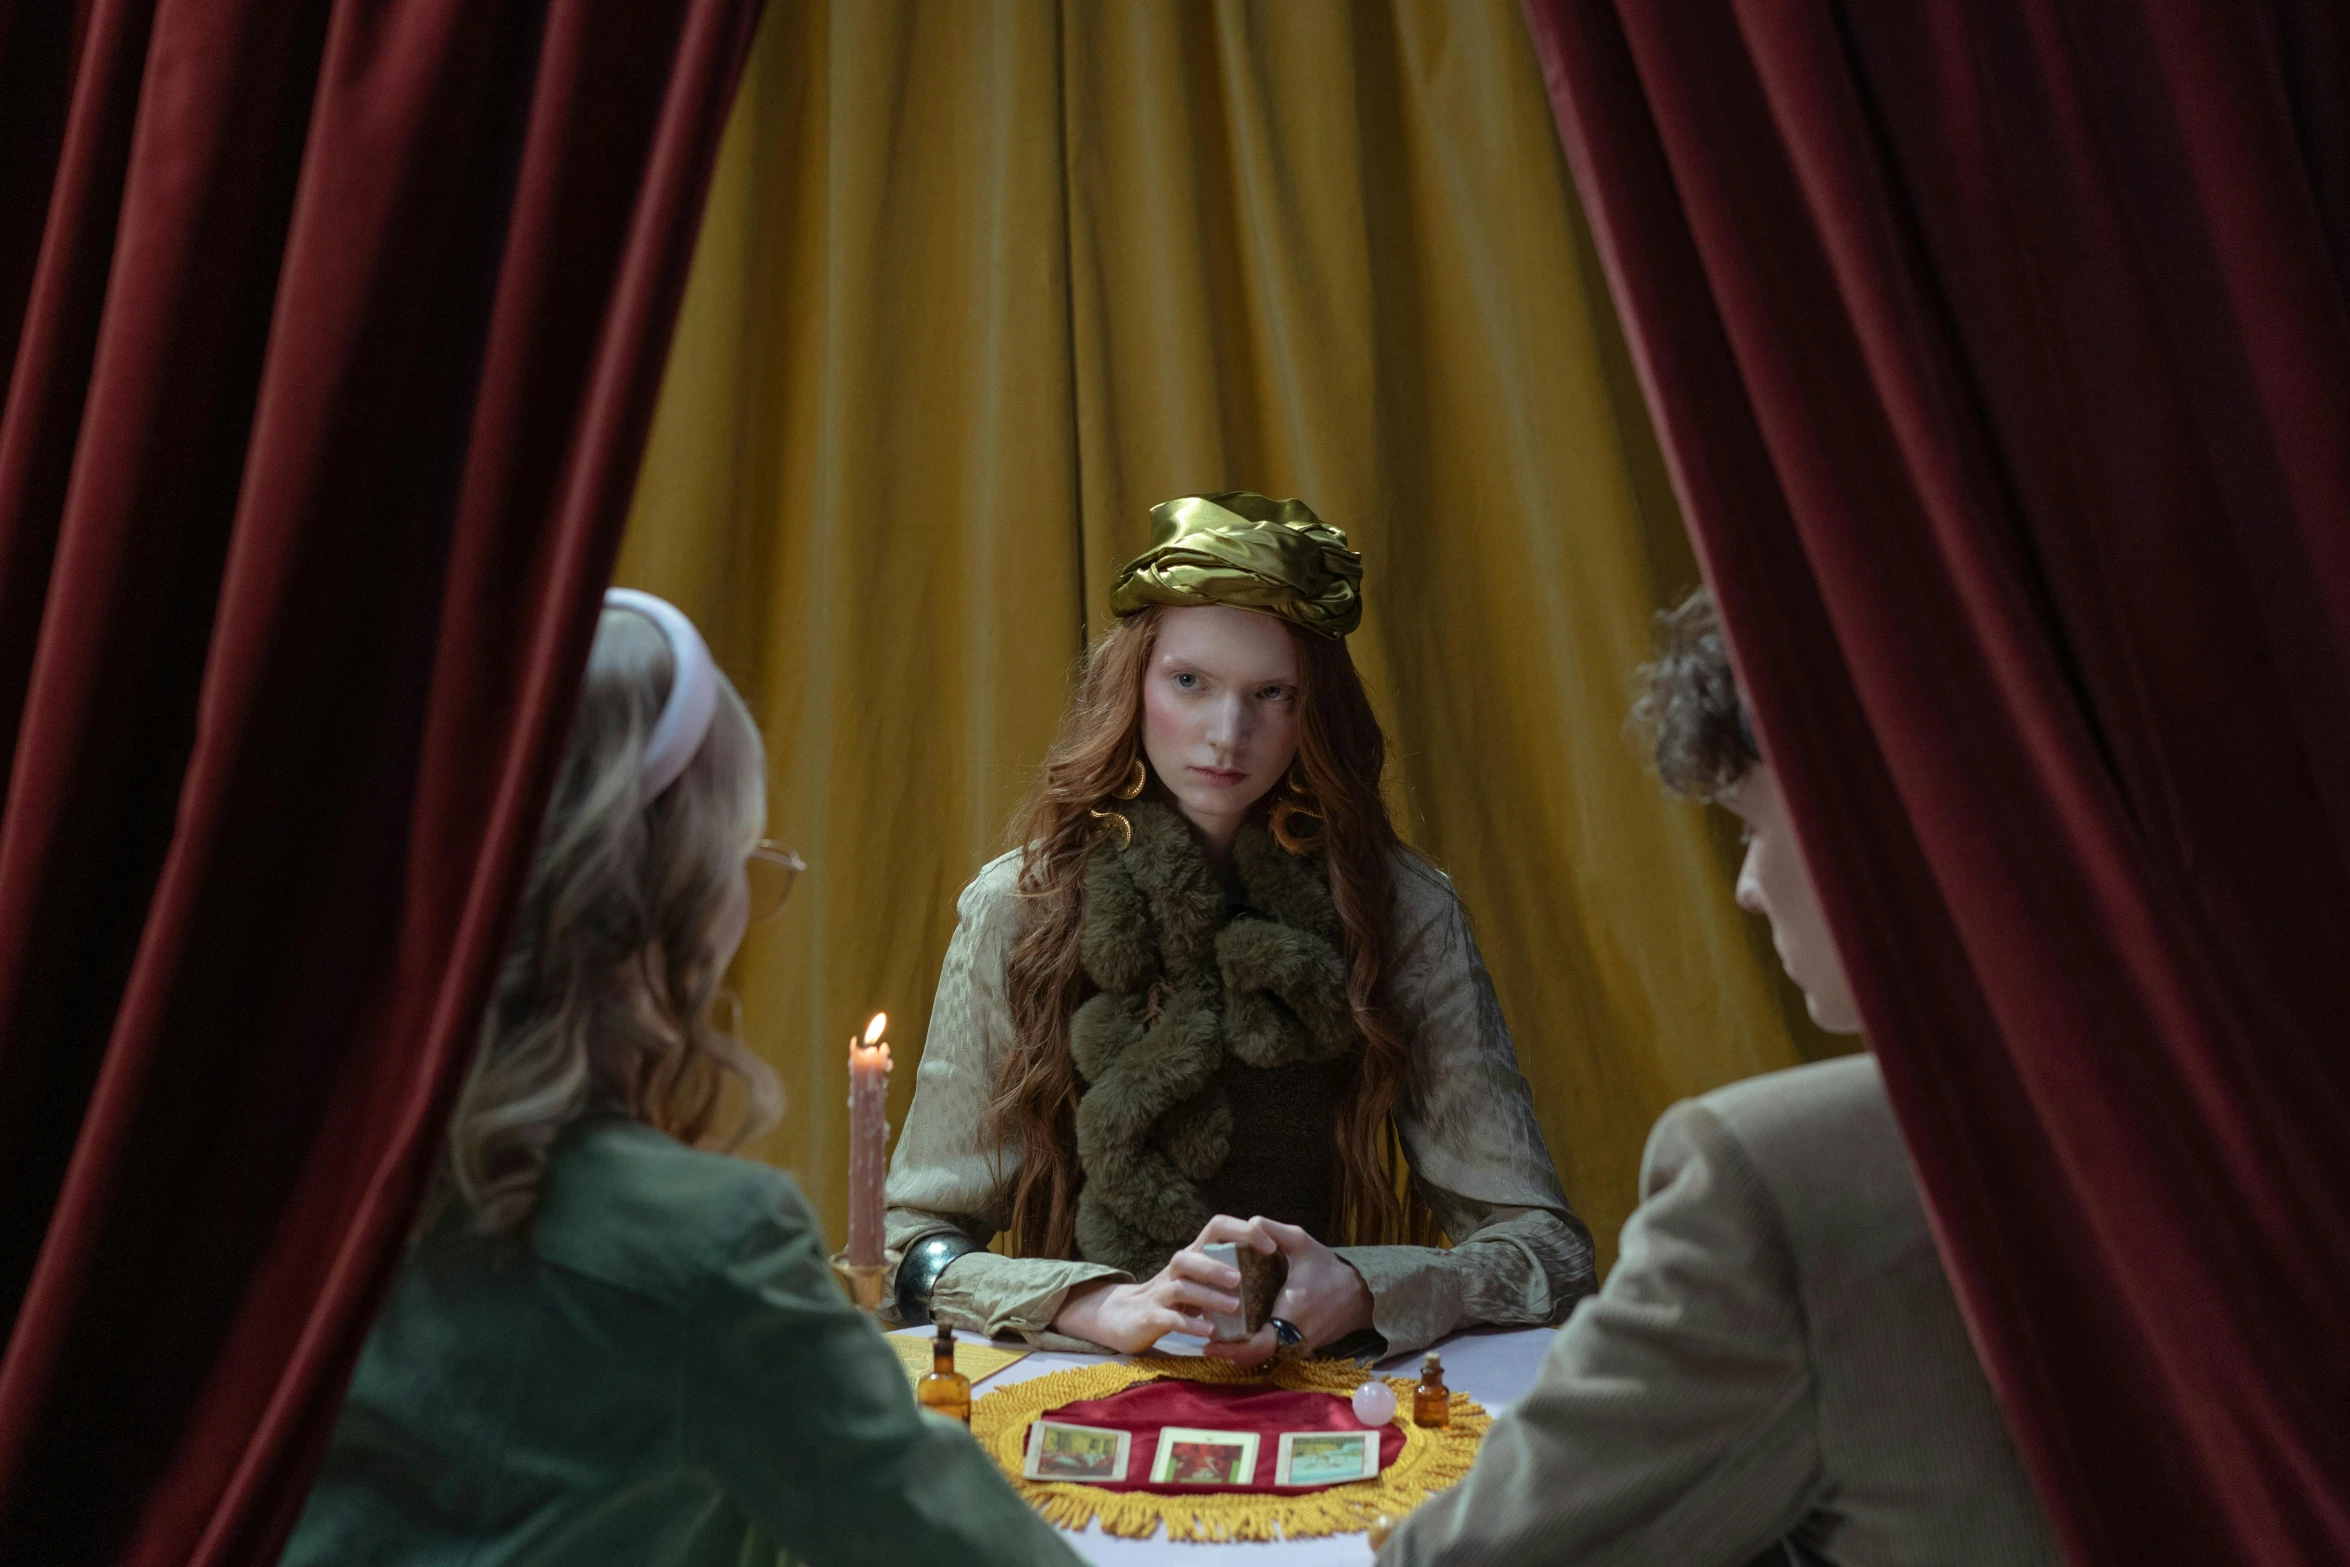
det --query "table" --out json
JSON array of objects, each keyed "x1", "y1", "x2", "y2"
[{"x1": 893, "y1": 1324, "x2": 1556, "y2": 1563}]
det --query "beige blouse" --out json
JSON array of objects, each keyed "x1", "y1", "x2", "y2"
[{"x1": 884, "y1": 847, "x2": 1595, "y2": 1356}]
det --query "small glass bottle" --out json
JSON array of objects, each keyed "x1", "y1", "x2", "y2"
[
  {"x1": 1412, "y1": 1349, "x2": 1450, "y2": 1429},
  {"x1": 917, "y1": 1320, "x2": 972, "y2": 1425}
]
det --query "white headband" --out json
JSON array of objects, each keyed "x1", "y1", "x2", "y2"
[{"x1": 603, "y1": 587, "x2": 719, "y2": 803}]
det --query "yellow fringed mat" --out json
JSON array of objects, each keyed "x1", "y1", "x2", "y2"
[{"x1": 971, "y1": 1356, "x2": 1488, "y2": 1543}]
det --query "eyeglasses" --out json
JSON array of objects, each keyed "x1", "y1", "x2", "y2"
[{"x1": 747, "y1": 839, "x2": 805, "y2": 923}]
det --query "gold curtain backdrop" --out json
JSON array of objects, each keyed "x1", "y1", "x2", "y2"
[{"x1": 617, "y1": 0, "x2": 1842, "y2": 1272}]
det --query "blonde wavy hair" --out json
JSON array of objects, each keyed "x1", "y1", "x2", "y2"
[{"x1": 443, "y1": 604, "x2": 783, "y2": 1234}]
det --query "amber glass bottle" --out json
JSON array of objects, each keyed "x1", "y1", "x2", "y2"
[
  {"x1": 917, "y1": 1321, "x2": 972, "y2": 1424},
  {"x1": 1412, "y1": 1350, "x2": 1449, "y2": 1429}
]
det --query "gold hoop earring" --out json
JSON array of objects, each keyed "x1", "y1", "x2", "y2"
[
  {"x1": 1089, "y1": 806, "x2": 1134, "y2": 852},
  {"x1": 1269, "y1": 767, "x2": 1324, "y2": 856},
  {"x1": 1089, "y1": 757, "x2": 1146, "y2": 851}
]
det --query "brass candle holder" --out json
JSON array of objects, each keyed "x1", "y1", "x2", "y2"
[{"x1": 839, "y1": 1261, "x2": 889, "y2": 1316}]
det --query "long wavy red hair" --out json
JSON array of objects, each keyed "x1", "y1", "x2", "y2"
[{"x1": 989, "y1": 605, "x2": 1432, "y2": 1259}]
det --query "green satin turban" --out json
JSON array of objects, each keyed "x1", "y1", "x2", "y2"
[{"x1": 1107, "y1": 492, "x2": 1363, "y2": 638}]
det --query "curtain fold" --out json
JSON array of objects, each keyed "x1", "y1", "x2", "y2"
[
  {"x1": 619, "y1": 0, "x2": 1839, "y2": 1275},
  {"x1": 1524, "y1": 2, "x2": 2350, "y2": 1563},
  {"x1": 0, "y1": 3, "x2": 762, "y2": 1562}
]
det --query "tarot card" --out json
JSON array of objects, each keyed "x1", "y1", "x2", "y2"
[
  {"x1": 1149, "y1": 1427, "x2": 1262, "y2": 1485},
  {"x1": 1023, "y1": 1420, "x2": 1132, "y2": 1483},
  {"x1": 1275, "y1": 1429, "x2": 1380, "y2": 1486}
]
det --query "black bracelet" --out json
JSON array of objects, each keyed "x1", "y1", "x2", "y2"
[{"x1": 895, "y1": 1232, "x2": 981, "y2": 1325}]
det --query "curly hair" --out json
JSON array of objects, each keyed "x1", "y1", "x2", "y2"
[
  {"x1": 1630, "y1": 585, "x2": 1760, "y2": 802},
  {"x1": 990, "y1": 605, "x2": 1435, "y2": 1261},
  {"x1": 441, "y1": 605, "x2": 781, "y2": 1234}
]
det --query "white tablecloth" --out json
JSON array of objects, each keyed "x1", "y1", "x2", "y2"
[{"x1": 892, "y1": 1325, "x2": 1556, "y2": 1563}]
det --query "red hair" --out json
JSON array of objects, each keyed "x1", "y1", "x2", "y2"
[{"x1": 989, "y1": 606, "x2": 1431, "y2": 1258}]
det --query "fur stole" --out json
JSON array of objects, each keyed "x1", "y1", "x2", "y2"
[{"x1": 1068, "y1": 800, "x2": 1358, "y2": 1278}]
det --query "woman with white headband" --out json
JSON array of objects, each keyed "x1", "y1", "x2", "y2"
[{"x1": 281, "y1": 592, "x2": 1081, "y2": 1567}]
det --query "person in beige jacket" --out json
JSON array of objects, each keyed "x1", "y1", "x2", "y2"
[{"x1": 1385, "y1": 588, "x2": 2061, "y2": 1566}]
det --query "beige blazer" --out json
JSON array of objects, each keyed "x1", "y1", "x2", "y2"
[{"x1": 1386, "y1": 1055, "x2": 2061, "y2": 1567}]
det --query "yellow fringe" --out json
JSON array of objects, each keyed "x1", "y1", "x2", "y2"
[{"x1": 971, "y1": 1356, "x2": 1488, "y2": 1543}]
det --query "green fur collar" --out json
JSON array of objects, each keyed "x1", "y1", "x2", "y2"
[{"x1": 1068, "y1": 801, "x2": 1357, "y2": 1277}]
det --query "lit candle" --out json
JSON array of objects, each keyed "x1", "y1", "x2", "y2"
[{"x1": 846, "y1": 1012, "x2": 892, "y2": 1270}]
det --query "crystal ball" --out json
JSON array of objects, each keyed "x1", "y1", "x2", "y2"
[{"x1": 1351, "y1": 1380, "x2": 1398, "y2": 1426}]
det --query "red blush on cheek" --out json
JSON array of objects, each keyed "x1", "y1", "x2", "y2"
[{"x1": 1140, "y1": 677, "x2": 1194, "y2": 750}]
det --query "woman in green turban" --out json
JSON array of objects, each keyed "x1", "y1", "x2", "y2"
[{"x1": 885, "y1": 493, "x2": 1595, "y2": 1361}]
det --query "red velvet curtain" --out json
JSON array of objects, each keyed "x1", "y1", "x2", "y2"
[
  {"x1": 0, "y1": 2, "x2": 762, "y2": 1562},
  {"x1": 1523, "y1": 3, "x2": 2350, "y2": 1564}
]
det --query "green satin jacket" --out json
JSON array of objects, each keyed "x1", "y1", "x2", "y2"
[{"x1": 281, "y1": 1119, "x2": 1079, "y2": 1567}]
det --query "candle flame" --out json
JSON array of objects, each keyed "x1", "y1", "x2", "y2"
[{"x1": 864, "y1": 1012, "x2": 888, "y2": 1045}]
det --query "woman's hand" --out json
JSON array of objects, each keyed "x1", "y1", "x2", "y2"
[
  {"x1": 1049, "y1": 1217, "x2": 1253, "y2": 1354},
  {"x1": 1202, "y1": 1216, "x2": 1374, "y2": 1368}
]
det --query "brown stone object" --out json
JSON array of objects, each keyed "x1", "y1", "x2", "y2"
[
  {"x1": 1200, "y1": 1241, "x2": 1291, "y2": 1340},
  {"x1": 1237, "y1": 1244, "x2": 1288, "y2": 1333}
]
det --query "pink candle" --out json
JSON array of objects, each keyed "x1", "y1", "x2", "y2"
[{"x1": 846, "y1": 1012, "x2": 892, "y2": 1268}]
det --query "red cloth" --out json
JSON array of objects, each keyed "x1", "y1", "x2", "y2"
[
  {"x1": 1522, "y1": 2, "x2": 2350, "y2": 1564},
  {"x1": 1036, "y1": 1379, "x2": 1402, "y2": 1495},
  {"x1": 0, "y1": 3, "x2": 763, "y2": 1563}
]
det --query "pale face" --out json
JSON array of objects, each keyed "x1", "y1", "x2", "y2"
[
  {"x1": 1725, "y1": 762, "x2": 1863, "y2": 1035},
  {"x1": 1140, "y1": 606, "x2": 1302, "y2": 852}
]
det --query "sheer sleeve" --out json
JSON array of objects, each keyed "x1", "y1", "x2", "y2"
[
  {"x1": 1331, "y1": 854, "x2": 1597, "y2": 1354},
  {"x1": 884, "y1": 853, "x2": 1127, "y2": 1344}
]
